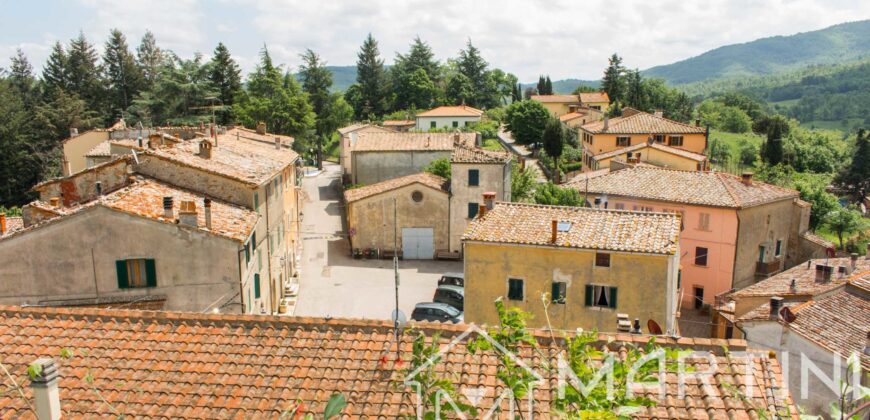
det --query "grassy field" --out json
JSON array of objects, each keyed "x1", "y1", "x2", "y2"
[
  {"x1": 799, "y1": 118, "x2": 864, "y2": 131},
  {"x1": 482, "y1": 138, "x2": 505, "y2": 151},
  {"x1": 707, "y1": 129, "x2": 765, "y2": 174}
]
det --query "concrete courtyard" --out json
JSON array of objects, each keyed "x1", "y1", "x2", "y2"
[{"x1": 293, "y1": 162, "x2": 462, "y2": 320}]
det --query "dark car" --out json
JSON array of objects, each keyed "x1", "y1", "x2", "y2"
[
  {"x1": 438, "y1": 272, "x2": 464, "y2": 287},
  {"x1": 410, "y1": 302, "x2": 463, "y2": 323},
  {"x1": 433, "y1": 285, "x2": 464, "y2": 311}
]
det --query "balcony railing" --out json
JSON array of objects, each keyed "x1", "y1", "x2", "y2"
[{"x1": 756, "y1": 259, "x2": 782, "y2": 276}]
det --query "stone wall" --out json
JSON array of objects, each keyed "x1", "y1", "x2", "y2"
[{"x1": 352, "y1": 150, "x2": 450, "y2": 185}]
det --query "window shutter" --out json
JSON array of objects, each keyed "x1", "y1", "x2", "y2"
[
  {"x1": 468, "y1": 203, "x2": 478, "y2": 218},
  {"x1": 469, "y1": 170, "x2": 479, "y2": 186},
  {"x1": 145, "y1": 259, "x2": 157, "y2": 287},
  {"x1": 245, "y1": 243, "x2": 250, "y2": 263},
  {"x1": 609, "y1": 287, "x2": 618, "y2": 308},
  {"x1": 254, "y1": 274, "x2": 261, "y2": 299},
  {"x1": 251, "y1": 232, "x2": 257, "y2": 250},
  {"x1": 116, "y1": 260, "x2": 129, "y2": 289},
  {"x1": 584, "y1": 285, "x2": 593, "y2": 306},
  {"x1": 551, "y1": 283, "x2": 559, "y2": 302}
]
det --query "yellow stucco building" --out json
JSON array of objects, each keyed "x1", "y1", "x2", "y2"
[
  {"x1": 531, "y1": 92, "x2": 611, "y2": 117},
  {"x1": 462, "y1": 202, "x2": 681, "y2": 333}
]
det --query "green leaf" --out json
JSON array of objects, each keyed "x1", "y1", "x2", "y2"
[
  {"x1": 59, "y1": 348, "x2": 73, "y2": 359},
  {"x1": 26, "y1": 363, "x2": 43, "y2": 380},
  {"x1": 323, "y1": 393, "x2": 346, "y2": 419}
]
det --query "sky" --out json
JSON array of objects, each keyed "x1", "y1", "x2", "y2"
[{"x1": 1, "y1": 0, "x2": 869, "y2": 82}]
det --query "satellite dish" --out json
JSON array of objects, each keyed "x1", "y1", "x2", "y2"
[
  {"x1": 647, "y1": 319, "x2": 663, "y2": 335},
  {"x1": 391, "y1": 309, "x2": 407, "y2": 328}
]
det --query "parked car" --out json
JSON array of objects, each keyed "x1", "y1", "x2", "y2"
[
  {"x1": 433, "y1": 285, "x2": 464, "y2": 311},
  {"x1": 410, "y1": 302, "x2": 463, "y2": 323},
  {"x1": 438, "y1": 272, "x2": 464, "y2": 287}
]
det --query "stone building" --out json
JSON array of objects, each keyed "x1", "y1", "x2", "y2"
[
  {"x1": 349, "y1": 132, "x2": 476, "y2": 185},
  {"x1": 337, "y1": 123, "x2": 392, "y2": 181}
]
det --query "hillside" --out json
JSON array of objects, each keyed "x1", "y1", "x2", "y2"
[
  {"x1": 294, "y1": 65, "x2": 358, "y2": 92},
  {"x1": 643, "y1": 20, "x2": 870, "y2": 85}
]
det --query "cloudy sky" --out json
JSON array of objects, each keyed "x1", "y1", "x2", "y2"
[{"x1": 1, "y1": 0, "x2": 868, "y2": 82}]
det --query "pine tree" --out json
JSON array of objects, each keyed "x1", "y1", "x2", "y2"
[
  {"x1": 835, "y1": 129, "x2": 870, "y2": 198},
  {"x1": 544, "y1": 76, "x2": 553, "y2": 95},
  {"x1": 624, "y1": 69, "x2": 645, "y2": 111},
  {"x1": 208, "y1": 42, "x2": 242, "y2": 123},
  {"x1": 354, "y1": 34, "x2": 388, "y2": 118},
  {"x1": 601, "y1": 53, "x2": 625, "y2": 104},
  {"x1": 104, "y1": 29, "x2": 145, "y2": 119},
  {"x1": 392, "y1": 37, "x2": 440, "y2": 110},
  {"x1": 66, "y1": 32, "x2": 104, "y2": 114},
  {"x1": 137, "y1": 30, "x2": 164, "y2": 89},
  {"x1": 42, "y1": 42, "x2": 69, "y2": 97},
  {"x1": 9, "y1": 49, "x2": 36, "y2": 106},
  {"x1": 299, "y1": 49, "x2": 333, "y2": 133},
  {"x1": 456, "y1": 40, "x2": 494, "y2": 108}
]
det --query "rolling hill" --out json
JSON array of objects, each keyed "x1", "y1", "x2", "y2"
[{"x1": 643, "y1": 20, "x2": 870, "y2": 85}]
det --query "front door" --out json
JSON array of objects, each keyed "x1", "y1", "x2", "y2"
[
  {"x1": 694, "y1": 287, "x2": 705, "y2": 309},
  {"x1": 402, "y1": 228, "x2": 434, "y2": 259}
]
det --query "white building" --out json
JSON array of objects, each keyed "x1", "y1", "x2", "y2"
[{"x1": 415, "y1": 105, "x2": 483, "y2": 132}]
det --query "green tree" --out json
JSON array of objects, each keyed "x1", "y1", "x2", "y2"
[
  {"x1": 542, "y1": 117, "x2": 564, "y2": 182},
  {"x1": 533, "y1": 182, "x2": 582, "y2": 206},
  {"x1": 352, "y1": 34, "x2": 388, "y2": 119},
  {"x1": 424, "y1": 157, "x2": 451, "y2": 180},
  {"x1": 0, "y1": 78, "x2": 39, "y2": 205},
  {"x1": 719, "y1": 106, "x2": 752, "y2": 133},
  {"x1": 136, "y1": 30, "x2": 164, "y2": 89},
  {"x1": 795, "y1": 180, "x2": 840, "y2": 231},
  {"x1": 624, "y1": 68, "x2": 646, "y2": 110},
  {"x1": 504, "y1": 100, "x2": 549, "y2": 145},
  {"x1": 299, "y1": 49, "x2": 333, "y2": 135},
  {"x1": 761, "y1": 115, "x2": 787, "y2": 165},
  {"x1": 510, "y1": 163, "x2": 536, "y2": 202},
  {"x1": 537, "y1": 75, "x2": 546, "y2": 95},
  {"x1": 42, "y1": 42, "x2": 69, "y2": 97},
  {"x1": 824, "y1": 205, "x2": 866, "y2": 250},
  {"x1": 127, "y1": 53, "x2": 217, "y2": 126},
  {"x1": 9, "y1": 49, "x2": 36, "y2": 107},
  {"x1": 208, "y1": 42, "x2": 242, "y2": 123},
  {"x1": 66, "y1": 32, "x2": 105, "y2": 115},
  {"x1": 392, "y1": 37, "x2": 440, "y2": 109},
  {"x1": 738, "y1": 140, "x2": 760, "y2": 166},
  {"x1": 545, "y1": 76, "x2": 553, "y2": 95},
  {"x1": 601, "y1": 53, "x2": 625, "y2": 103},
  {"x1": 835, "y1": 129, "x2": 870, "y2": 199},
  {"x1": 103, "y1": 29, "x2": 145, "y2": 119},
  {"x1": 706, "y1": 138, "x2": 731, "y2": 164},
  {"x1": 454, "y1": 40, "x2": 497, "y2": 108}
]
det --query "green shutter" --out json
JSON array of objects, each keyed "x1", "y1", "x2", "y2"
[
  {"x1": 251, "y1": 232, "x2": 256, "y2": 250},
  {"x1": 469, "y1": 169, "x2": 479, "y2": 186},
  {"x1": 245, "y1": 243, "x2": 250, "y2": 263},
  {"x1": 609, "y1": 287, "x2": 618, "y2": 309},
  {"x1": 116, "y1": 260, "x2": 129, "y2": 289},
  {"x1": 254, "y1": 274, "x2": 261, "y2": 299},
  {"x1": 145, "y1": 259, "x2": 157, "y2": 287},
  {"x1": 584, "y1": 285, "x2": 593, "y2": 306},
  {"x1": 551, "y1": 282, "x2": 559, "y2": 302}
]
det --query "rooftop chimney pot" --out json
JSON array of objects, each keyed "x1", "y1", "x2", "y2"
[
  {"x1": 163, "y1": 196, "x2": 174, "y2": 220},
  {"x1": 851, "y1": 253, "x2": 859, "y2": 270},
  {"x1": 603, "y1": 116, "x2": 609, "y2": 131},
  {"x1": 551, "y1": 220, "x2": 558, "y2": 243},
  {"x1": 695, "y1": 119, "x2": 701, "y2": 127},
  {"x1": 769, "y1": 296, "x2": 784, "y2": 320},
  {"x1": 198, "y1": 140, "x2": 213, "y2": 159},
  {"x1": 69, "y1": 127, "x2": 78, "y2": 138},
  {"x1": 49, "y1": 197, "x2": 60, "y2": 207},
  {"x1": 256, "y1": 121, "x2": 267, "y2": 135},
  {"x1": 478, "y1": 204, "x2": 487, "y2": 218},
  {"x1": 483, "y1": 192, "x2": 496, "y2": 210},
  {"x1": 0, "y1": 214, "x2": 6, "y2": 236},
  {"x1": 29, "y1": 358, "x2": 61, "y2": 420},
  {"x1": 274, "y1": 137, "x2": 281, "y2": 150},
  {"x1": 178, "y1": 200, "x2": 198, "y2": 227},
  {"x1": 741, "y1": 172, "x2": 753, "y2": 186}
]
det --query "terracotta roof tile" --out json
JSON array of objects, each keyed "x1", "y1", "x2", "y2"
[
  {"x1": 731, "y1": 260, "x2": 870, "y2": 298},
  {"x1": 0, "y1": 305, "x2": 795, "y2": 418},
  {"x1": 84, "y1": 141, "x2": 112, "y2": 157},
  {"x1": 344, "y1": 173, "x2": 448, "y2": 203},
  {"x1": 463, "y1": 202, "x2": 681, "y2": 254},
  {"x1": 0, "y1": 216, "x2": 23, "y2": 237},
  {"x1": 579, "y1": 92, "x2": 610, "y2": 103},
  {"x1": 559, "y1": 110, "x2": 598, "y2": 122},
  {"x1": 565, "y1": 166, "x2": 798, "y2": 208},
  {"x1": 787, "y1": 285, "x2": 870, "y2": 369},
  {"x1": 415, "y1": 105, "x2": 484, "y2": 117},
  {"x1": 352, "y1": 132, "x2": 476, "y2": 152},
  {"x1": 338, "y1": 123, "x2": 391, "y2": 136},
  {"x1": 582, "y1": 110, "x2": 705, "y2": 134},
  {"x1": 381, "y1": 120, "x2": 415, "y2": 126},
  {"x1": 530, "y1": 94, "x2": 581, "y2": 104},
  {"x1": 450, "y1": 142, "x2": 511, "y2": 164},
  {"x1": 590, "y1": 141, "x2": 707, "y2": 162}
]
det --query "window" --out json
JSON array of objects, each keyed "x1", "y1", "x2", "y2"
[
  {"x1": 640, "y1": 206, "x2": 654, "y2": 212},
  {"x1": 116, "y1": 258, "x2": 156, "y2": 289},
  {"x1": 254, "y1": 274, "x2": 261, "y2": 299},
  {"x1": 616, "y1": 136, "x2": 630, "y2": 147},
  {"x1": 595, "y1": 252, "x2": 611, "y2": 267},
  {"x1": 452, "y1": 121, "x2": 459, "y2": 128},
  {"x1": 694, "y1": 287, "x2": 704, "y2": 309},
  {"x1": 614, "y1": 203, "x2": 625, "y2": 210},
  {"x1": 253, "y1": 192, "x2": 259, "y2": 209},
  {"x1": 251, "y1": 232, "x2": 257, "y2": 251},
  {"x1": 508, "y1": 278, "x2": 524, "y2": 300},
  {"x1": 695, "y1": 247, "x2": 708, "y2": 266},
  {"x1": 552, "y1": 282, "x2": 567, "y2": 304},
  {"x1": 468, "y1": 169, "x2": 480, "y2": 186},
  {"x1": 668, "y1": 136, "x2": 684, "y2": 147},
  {"x1": 244, "y1": 242, "x2": 251, "y2": 264},
  {"x1": 758, "y1": 245, "x2": 766, "y2": 263},
  {"x1": 585, "y1": 285, "x2": 617, "y2": 308},
  {"x1": 698, "y1": 213, "x2": 711, "y2": 231},
  {"x1": 654, "y1": 134, "x2": 665, "y2": 143},
  {"x1": 411, "y1": 190, "x2": 423, "y2": 202},
  {"x1": 468, "y1": 202, "x2": 479, "y2": 218},
  {"x1": 775, "y1": 239, "x2": 783, "y2": 257},
  {"x1": 430, "y1": 121, "x2": 436, "y2": 129}
]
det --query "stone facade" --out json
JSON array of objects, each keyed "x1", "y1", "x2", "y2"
[
  {"x1": 733, "y1": 199, "x2": 798, "y2": 290},
  {"x1": 448, "y1": 162, "x2": 511, "y2": 252},
  {"x1": 351, "y1": 150, "x2": 451, "y2": 185}
]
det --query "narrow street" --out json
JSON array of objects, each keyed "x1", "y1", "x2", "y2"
[{"x1": 293, "y1": 162, "x2": 462, "y2": 320}]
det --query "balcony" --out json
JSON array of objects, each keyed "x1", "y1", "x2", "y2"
[{"x1": 756, "y1": 259, "x2": 782, "y2": 276}]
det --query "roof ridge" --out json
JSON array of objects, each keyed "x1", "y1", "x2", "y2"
[
  {"x1": 494, "y1": 200, "x2": 682, "y2": 217},
  {"x1": 715, "y1": 172, "x2": 744, "y2": 207}
]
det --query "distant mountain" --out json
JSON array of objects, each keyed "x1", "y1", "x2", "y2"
[
  {"x1": 294, "y1": 65, "x2": 358, "y2": 92},
  {"x1": 643, "y1": 20, "x2": 870, "y2": 85}
]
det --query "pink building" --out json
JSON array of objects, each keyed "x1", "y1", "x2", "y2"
[{"x1": 566, "y1": 166, "x2": 829, "y2": 311}]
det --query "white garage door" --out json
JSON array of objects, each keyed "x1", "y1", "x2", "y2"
[{"x1": 402, "y1": 228, "x2": 434, "y2": 259}]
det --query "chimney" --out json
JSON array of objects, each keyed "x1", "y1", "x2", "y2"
[
  {"x1": 851, "y1": 253, "x2": 859, "y2": 271},
  {"x1": 695, "y1": 119, "x2": 701, "y2": 127},
  {"x1": 551, "y1": 220, "x2": 558, "y2": 243},
  {"x1": 69, "y1": 127, "x2": 79, "y2": 138},
  {"x1": 163, "y1": 196, "x2": 174, "y2": 219},
  {"x1": 453, "y1": 132, "x2": 460, "y2": 142},
  {"x1": 137, "y1": 136, "x2": 143, "y2": 148},
  {"x1": 29, "y1": 358, "x2": 61, "y2": 420},
  {"x1": 654, "y1": 109, "x2": 663, "y2": 118},
  {"x1": 631, "y1": 319, "x2": 641, "y2": 334},
  {"x1": 478, "y1": 204, "x2": 487, "y2": 218},
  {"x1": 204, "y1": 198, "x2": 212, "y2": 229},
  {"x1": 769, "y1": 297, "x2": 784, "y2": 320},
  {"x1": 49, "y1": 197, "x2": 60, "y2": 207},
  {"x1": 256, "y1": 121, "x2": 267, "y2": 135},
  {"x1": 95, "y1": 181, "x2": 103, "y2": 196},
  {"x1": 178, "y1": 200, "x2": 198, "y2": 227},
  {"x1": 741, "y1": 172, "x2": 753, "y2": 186},
  {"x1": 814, "y1": 264, "x2": 833, "y2": 283},
  {"x1": 148, "y1": 133, "x2": 161, "y2": 149},
  {"x1": 198, "y1": 140, "x2": 212, "y2": 159},
  {"x1": 274, "y1": 136, "x2": 281, "y2": 150},
  {"x1": 0, "y1": 214, "x2": 5, "y2": 236},
  {"x1": 603, "y1": 116, "x2": 609, "y2": 131},
  {"x1": 483, "y1": 192, "x2": 496, "y2": 210},
  {"x1": 789, "y1": 279, "x2": 797, "y2": 293}
]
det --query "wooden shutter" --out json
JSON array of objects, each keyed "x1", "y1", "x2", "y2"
[
  {"x1": 251, "y1": 232, "x2": 257, "y2": 250},
  {"x1": 116, "y1": 260, "x2": 129, "y2": 289},
  {"x1": 469, "y1": 170, "x2": 479, "y2": 186},
  {"x1": 145, "y1": 259, "x2": 157, "y2": 287},
  {"x1": 609, "y1": 287, "x2": 618, "y2": 308},
  {"x1": 584, "y1": 285, "x2": 593, "y2": 306},
  {"x1": 254, "y1": 274, "x2": 261, "y2": 298}
]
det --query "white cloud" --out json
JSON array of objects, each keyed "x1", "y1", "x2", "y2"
[{"x1": 78, "y1": 0, "x2": 206, "y2": 53}]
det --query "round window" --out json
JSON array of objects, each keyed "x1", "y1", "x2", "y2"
[{"x1": 411, "y1": 191, "x2": 424, "y2": 202}]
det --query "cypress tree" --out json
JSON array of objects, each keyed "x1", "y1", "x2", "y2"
[
  {"x1": 601, "y1": 53, "x2": 625, "y2": 104},
  {"x1": 762, "y1": 116, "x2": 787, "y2": 166},
  {"x1": 545, "y1": 76, "x2": 553, "y2": 95},
  {"x1": 836, "y1": 129, "x2": 870, "y2": 198},
  {"x1": 9, "y1": 49, "x2": 36, "y2": 107}
]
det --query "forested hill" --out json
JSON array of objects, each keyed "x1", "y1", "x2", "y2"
[{"x1": 643, "y1": 20, "x2": 870, "y2": 85}]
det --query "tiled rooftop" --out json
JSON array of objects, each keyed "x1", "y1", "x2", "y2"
[
  {"x1": 731, "y1": 259, "x2": 870, "y2": 298},
  {"x1": 530, "y1": 94, "x2": 581, "y2": 103},
  {"x1": 565, "y1": 166, "x2": 799, "y2": 208},
  {"x1": 463, "y1": 202, "x2": 681, "y2": 255},
  {"x1": 84, "y1": 141, "x2": 112, "y2": 157},
  {"x1": 589, "y1": 141, "x2": 708, "y2": 162},
  {"x1": 381, "y1": 120, "x2": 415, "y2": 126},
  {"x1": 223, "y1": 127, "x2": 294, "y2": 146},
  {"x1": 450, "y1": 142, "x2": 511, "y2": 164},
  {"x1": 0, "y1": 305, "x2": 795, "y2": 418},
  {"x1": 352, "y1": 132, "x2": 476, "y2": 152},
  {"x1": 0, "y1": 216, "x2": 23, "y2": 237},
  {"x1": 579, "y1": 91, "x2": 610, "y2": 103},
  {"x1": 338, "y1": 123, "x2": 390, "y2": 136},
  {"x1": 788, "y1": 280, "x2": 870, "y2": 369},
  {"x1": 559, "y1": 110, "x2": 596, "y2": 122},
  {"x1": 581, "y1": 109, "x2": 706, "y2": 134},
  {"x1": 415, "y1": 105, "x2": 484, "y2": 117},
  {"x1": 344, "y1": 173, "x2": 448, "y2": 203},
  {"x1": 145, "y1": 132, "x2": 298, "y2": 186}
]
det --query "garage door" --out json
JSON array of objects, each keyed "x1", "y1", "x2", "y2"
[{"x1": 402, "y1": 228, "x2": 434, "y2": 259}]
